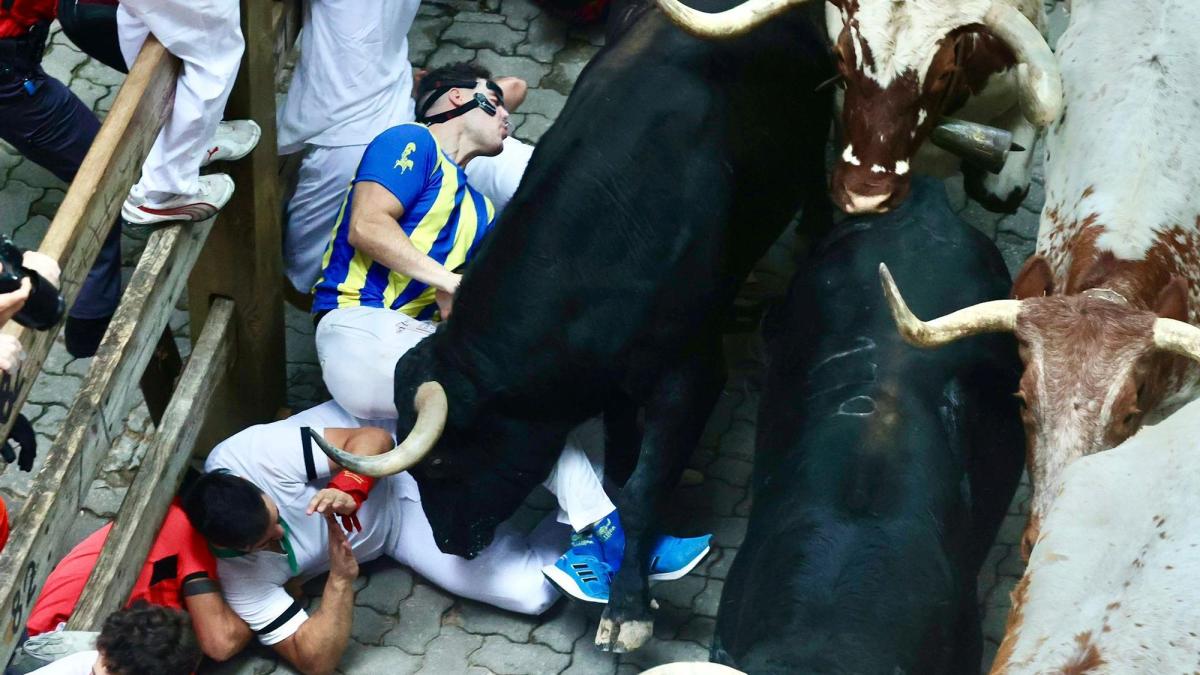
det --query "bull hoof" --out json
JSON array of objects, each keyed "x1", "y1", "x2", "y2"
[{"x1": 595, "y1": 613, "x2": 654, "y2": 653}]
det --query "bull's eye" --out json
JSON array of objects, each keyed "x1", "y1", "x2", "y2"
[{"x1": 1013, "y1": 391, "x2": 1028, "y2": 411}]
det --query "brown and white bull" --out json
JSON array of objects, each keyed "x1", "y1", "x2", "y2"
[
  {"x1": 988, "y1": 396, "x2": 1200, "y2": 674},
  {"x1": 878, "y1": 0, "x2": 1200, "y2": 561},
  {"x1": 654, "y1": 0, "x2": 1063, "y2": 214}
]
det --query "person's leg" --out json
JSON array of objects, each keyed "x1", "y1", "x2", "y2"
[
  {"x1": 314, "y1": 307, "x2": 435, "y2": 419},
  {"x1": 541, "y1": 418, "x2": 615, "y2": 532},
  {"x1": 57, "y1": 0, "x2": 127, "y2": 74},
  {"x1": 0, "y1": 70, "x2": 122, "y2": 355},
  {"x1": 120, "y1": 0, "x2": 243, "y2": 202},
  {"x1": 391, "y1": 498, "x2": 567, "y2": 615},
  {"x1": 284, "y1": 145, "x2": 367, "y2": 293}
]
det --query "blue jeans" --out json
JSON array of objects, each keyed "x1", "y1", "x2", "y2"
[{"x1": 0, "y1": 64, "x2": 122, "y2": 320}]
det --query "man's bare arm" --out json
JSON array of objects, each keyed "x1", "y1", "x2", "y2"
[
  {"x1": 183, "y1": 586, "x2": 253, "y2": 662},
  {"x1": 346, "y1": 181, "x2": 460, "y2": 295},
  {"x1": 270, "y1": 517, "x2": 359, "y2": 675}
]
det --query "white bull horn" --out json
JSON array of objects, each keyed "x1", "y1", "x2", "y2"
[
  {"x1": 1152, "y1": 318, "x2": 1200, "y2": 365},
  {"x1": 307, "y1": 382, "x2": 448, "y2": 477},
  {"x1": 655, "y1": 0, "x2": 816, "y2": 38},
  {"x1": 640, "y1": 664, "x2": 748, "y2": 675},
  {"x1": 980, "y1": 1, "x2": 1064, "y2": 127},
  {"x1": 879, "y1": 263, "x2": 1021, "y2": 347}
]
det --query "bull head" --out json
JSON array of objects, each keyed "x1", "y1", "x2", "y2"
[
  {"x1": 307, "y1": 382, "x2": 448, "y2": 476},
  {"x1": 655, "y1": 0, "x2": 1062, "y2": 214},
  {"x1": 879, "y1": 263, "x2": 1200, "y2": 559}
]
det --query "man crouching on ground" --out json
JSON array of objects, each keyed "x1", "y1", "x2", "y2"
[{"x1": 181, "y1": 401, "x2": 570, "y2": 675}]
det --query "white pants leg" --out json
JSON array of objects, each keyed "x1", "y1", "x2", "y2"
[
  {"x1": 118, "y1": 0, "x2": 244, "y2": 202},
  {"x1": 390, "y1": 499, "x2": 568, "y2": 615},
  {"x1": 284, "y1": 144, "x2": 368, "y2": 293},
  {"x1": 314, "y1": 306, "x2": 435, "y2": 420},
  {"x1": 542, "y1": 418, "x2": 615, "y2": 532}
]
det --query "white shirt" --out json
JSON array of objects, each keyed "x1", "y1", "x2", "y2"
[
  {"x1": 277, "y1": 0, "x2": 420, "y2": 154},
  {"x1": 465, "y1": 137, "x2": 535, "y2": 214},
  {"x1": 28, "y1": 651, "x2": 97, "y2": 675},
  {"x1": 204, "y1": 401, "x2": 418, "y2": 645}
]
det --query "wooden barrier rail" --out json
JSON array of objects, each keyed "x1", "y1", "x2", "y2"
[{"x1": 0, "y1": 0, "x2": 293, "y2": 661}]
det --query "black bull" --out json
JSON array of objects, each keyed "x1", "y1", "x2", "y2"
[
  {"x1": 389, "y1": 0, "x2": 832, "y2": 652},
  {"x1": 714, "y1": 177, "x2": 1024, "y2": 673}
]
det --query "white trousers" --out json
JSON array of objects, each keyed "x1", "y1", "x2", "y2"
[
  {"x1": 284, "y1": 144, "x2": 366, "y2": 293},
  {"x1": 118, "y1": 0, "x2": 244, "y2": 202},
  {"x1": 385, "y1": 500, "x2": 568, "y2": 615},
  {"x1": 315, "y1": 306, "x2": 615, "y2": 532}
]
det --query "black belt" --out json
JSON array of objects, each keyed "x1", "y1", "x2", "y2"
[
  {"x1": 313, "y1": 309, "x2": 330, "y2": 329},
  {"x1": 0, "y1": 21, "x2": 50, "y2": 82}
]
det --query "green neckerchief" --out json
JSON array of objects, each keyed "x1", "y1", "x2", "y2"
[{"x1": 210, "y1": 516, "x2": 301, "y2": 576}]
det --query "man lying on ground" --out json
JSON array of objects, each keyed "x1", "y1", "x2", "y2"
[{"x1": 27, "y1": 603, "x2": 200, "y2": 675}]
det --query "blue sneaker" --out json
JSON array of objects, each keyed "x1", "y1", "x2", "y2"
[
  {"x1": 543, "y1": 531, "x2": 614, "y2": 603},
  {"x1": 648, "y1": 533, "x2": 712, "y2": 582}
]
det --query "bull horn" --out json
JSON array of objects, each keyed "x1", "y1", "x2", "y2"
[
  {"x1": 640, "y1": 664, "x2": 748, "y2": 675},
  {"x1": 1152, "y1": 318, "x2": 1200, "y2": 364},
  {"x1": 655, "y1": 0, "x2": 816, "y2": 39},
  {"x1": 980, "y1": 2, "x2": 1063, "y2": 127},
  {"x1": 879, "y1": 263, "x2": 1021, "y2": 347},
  {"x1": 930, "y1": 117, "x2": 1016, "y2": 175},
  {"x1": 307, "y1": 382, "x2": 448, "y2": 477}
]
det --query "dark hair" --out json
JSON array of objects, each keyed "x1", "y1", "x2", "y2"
[
  {"x1": 416, "y1": 61, "x2": 494, "y2": 118},
  {"x1": 181, "y1": 470, "x2": 270, "y2": 550},
  {"x1": 96, "y1": 603, "x2": 201, "y2": 675}
]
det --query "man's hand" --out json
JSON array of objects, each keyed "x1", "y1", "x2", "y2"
[
  {"x1": 326, "y1": 515, "x2": 359, "y2": 583},
  {"x1": 307, "y1": 488, "x2": 357, "y2": 517},
  {"x1": 21, "y1": 251, "x2": 60, "y2": 288},
  {"x1": 0, "y1": 334, "x2": 23, "y2": 374},
  {"x1": 435, "y1": 273, "x2": 462, "y2": 320}
]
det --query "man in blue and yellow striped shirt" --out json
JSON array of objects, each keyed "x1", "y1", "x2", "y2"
[{"x1": 312, "y1": 62, "x2": 511, "y2": 420}]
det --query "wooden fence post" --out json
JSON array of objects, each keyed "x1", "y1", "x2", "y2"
[{"x1": 187, "y1": 0, "x2": 286, "y2": 451}]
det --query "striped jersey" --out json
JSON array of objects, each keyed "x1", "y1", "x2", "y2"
[{"x1": 312, "y1": 123, "x2": 496, "y2": 319}]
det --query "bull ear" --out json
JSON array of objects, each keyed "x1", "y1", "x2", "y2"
[
  {"x1": 1012, "y1": 255, "x2": 1055, "y2": 299},
  {"x1": 1155, "y1": 276, "x2": 1189, "y2": 322}
]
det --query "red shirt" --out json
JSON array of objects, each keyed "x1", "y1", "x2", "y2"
[
  {"x1": 26, "y1": 502, "x2": 218, "y2": 635},
  {"x1": 0, "y1": 0, "x2": 56, "y2": 39},
  {"x1": 0, "y1": 498, "x2": 9, "y2": 552}
]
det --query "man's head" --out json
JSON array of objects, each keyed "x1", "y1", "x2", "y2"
[
  {"x1": 416, "y1": 61, "x2": 510, "y2": 158},
  {"x1": 94, "y1": 603, "x2": 201, "y2": 675},
  {"x1": 182, "y1": 471, "x2": 284, "y2": 552}
]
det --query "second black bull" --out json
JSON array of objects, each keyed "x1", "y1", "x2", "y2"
[
  {"x1": 715, "y1": 177, "x2": 1025, "y2": 673},
  {"x1": 313, "y1": 0, "x2": 833, "y2": 653}
]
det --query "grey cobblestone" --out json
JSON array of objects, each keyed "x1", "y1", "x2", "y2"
[
  {"x1": 417, "y1": 626, "x2": 485, "y2": 673},
  {"x1": 337, "y1": 643, "x2": 422, "y2": 675},
  {"x1": 454, "y1": 600, "x2": 540, "y2": 643},
  {"x1": 442, "y1": 21, "x2": 525, "y2": 55},
  {"x1": 382, "y1": 583, "x2": 455, "y2": 654},
  {"x1": 361, "y1": 563, "x2": 416, "y2": 615},
  {"x1": 470, "y1": 635, "x2": 570, "y2": 675}
]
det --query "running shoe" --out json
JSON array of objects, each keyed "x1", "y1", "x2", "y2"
[
  {"x1": 121, "y1": 174, "x2": 234, "y2": 227},
  {"x1": 648, "y1": 533, "x2": 712, "y2": 582},
  {"x1": 201, "y1": 120, "x2": 261, "y2": 166},
  {"x1": 543, "y1": 531, "x2": 614, "y2": 603}
]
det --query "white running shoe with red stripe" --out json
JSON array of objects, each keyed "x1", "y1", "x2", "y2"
[
  {"x1": 121, "y1": 174, "x2": 235, "y2": 227},
  {"x1": 201, "y1": 120, "x2": 261, "y2": 167}
]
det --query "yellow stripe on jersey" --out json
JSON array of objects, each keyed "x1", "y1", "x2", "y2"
[{"x1": 381, "y1": 153, "x2": 462, "y2": 309}]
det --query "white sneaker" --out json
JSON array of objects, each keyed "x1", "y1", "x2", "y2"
[
  {"x1": 200, "y1": 120, "x2": 261, "y2": 166},
  {"x1": 121, "y1": 174, "x2": 235, "y2": 227}
]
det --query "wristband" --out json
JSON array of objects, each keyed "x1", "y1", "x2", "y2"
[{"x1": 326, "y1": 470, "x2": 376, "y2": 532}]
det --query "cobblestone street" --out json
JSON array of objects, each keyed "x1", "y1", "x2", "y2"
[{"x1": 0, "y1": 2, "x2": 1069, "y2": 673}]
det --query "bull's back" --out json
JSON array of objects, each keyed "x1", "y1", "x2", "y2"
[
  {"x1": 1038, "y1": 0, "x2": 1200, "y2": 270},
  {"x1": 447, "y1": 3, "x2": 831, "y2": 392},
  {"x1": 991, "y1": 397, "x2": 1200, "y2": 674},
  {"x1": 718, "y1": 178, "x2": 1022, "y2": 673}
]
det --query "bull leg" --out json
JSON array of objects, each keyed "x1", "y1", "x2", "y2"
[
  {"x1": 603, "y1": 393, "x2": 641, "y2": 488},
  {"x1": 596, "y1": 342, "x2": 725, "y2": 653},
  {"x1": 963, "y1": 105, "x2": 1040, "y2": 214}
]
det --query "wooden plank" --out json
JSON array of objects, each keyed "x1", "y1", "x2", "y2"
[
  {"x1": 138, "y1": 327, "x2": 183, "y2": 425},
  {"x1": 0, "y1": 38, "x2": 179, "y2": 475},
  {"x1": 188, "y1": 0, "x2": 286, "y2": 456},
  {"x1": 68, "y1": 299, "x2": 235, "y2": 631},
  {"x1": 0, "y1": 218, "x2": 214, "y2": 663}
]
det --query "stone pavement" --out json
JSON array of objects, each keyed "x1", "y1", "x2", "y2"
[{"x1": 0, "y1": 2, "x2": 1071, "y2": 673}]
